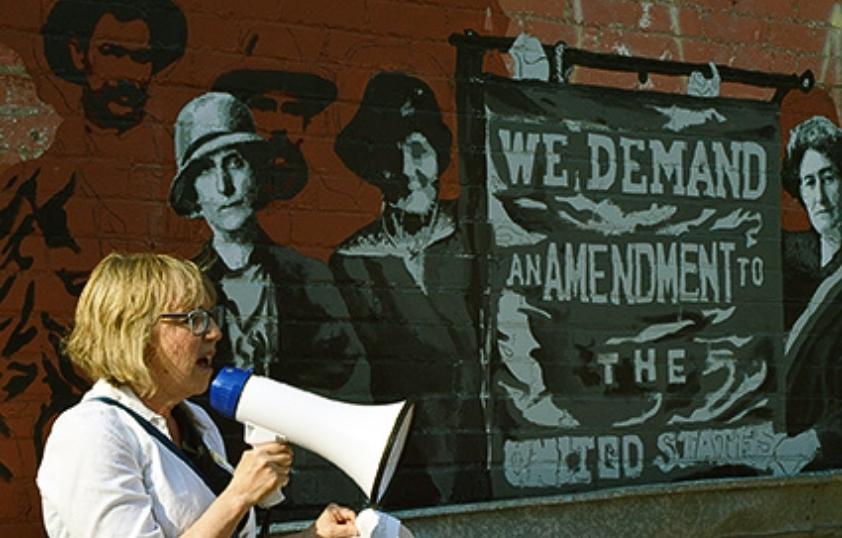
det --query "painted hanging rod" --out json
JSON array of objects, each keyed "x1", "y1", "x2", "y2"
[{"x1": 449, "y1": 30, "x2": 814, "y2": 97}]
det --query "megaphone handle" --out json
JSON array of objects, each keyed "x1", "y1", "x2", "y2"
[{"x1": 244, "y1": 423, "x2": 287, "y2": 508}]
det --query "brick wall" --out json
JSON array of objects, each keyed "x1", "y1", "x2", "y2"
[{"x1": 1, "y1": 1, "x2": 841, "y2": 535}]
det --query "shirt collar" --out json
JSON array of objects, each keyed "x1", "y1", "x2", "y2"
[
  {"x1": 84, "y1": 379, "x2": 169, "y2": 431},
  {"x1": 196, "y1": 226, "x2": 275, "y2": 279},
  {"x1": 84, "y1": 380, "x2": 225, "y2": 452}
]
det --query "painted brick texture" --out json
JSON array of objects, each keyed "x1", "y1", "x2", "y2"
[{"x1": 0, "y1": 0, "x2": 841, "y2": 536}]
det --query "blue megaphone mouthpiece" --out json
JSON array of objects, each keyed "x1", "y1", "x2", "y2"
[{"x1": 209, "y1": 366, "x2": 253, "y2": 418}]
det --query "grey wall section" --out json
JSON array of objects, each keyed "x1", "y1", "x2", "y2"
[{"x1": 272, "y1": 471, "x2": 842, "y2": 536}]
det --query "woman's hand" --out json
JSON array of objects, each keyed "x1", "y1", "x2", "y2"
[
  {"x1": 224, "y1": 441, "x2": 293, "y2": 508},
  {"x1": 303, "y1": 503, "x2": 358, "y2": 538},
  {"x1": 183, "y1": 441, "x2": 294, "y2": 537}
]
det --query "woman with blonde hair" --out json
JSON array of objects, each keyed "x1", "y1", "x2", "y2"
[{"x1": 37, "y1": 252, "x2": 357, "y2": 537}]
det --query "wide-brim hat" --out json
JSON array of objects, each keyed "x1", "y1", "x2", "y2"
[
  {"x1": 335, "y1": 72, "x2": 451, "y2": 188},
  {"x1": 212, "y1": 69, "x2": 337, "y2": 126},
  {"x1": 169, "y1": 92, "x2": 275, "y2": 217}
]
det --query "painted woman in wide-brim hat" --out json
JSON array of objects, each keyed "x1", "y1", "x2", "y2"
[
  {"x1": 330, "y1": 73, "x2": 489, "y2": 507},
  {"x1": 169, "y1": 91, "x2": 364, "y2": 395},
  {"x1": 169, "y1": 92, "x2": 305, "y2": 220},
  {"x1": 334, "y1": 71, "x2": 452, "y2": 207},
  {"x1": 333, "y1": 72, "x2": 456, "y2": 269}
]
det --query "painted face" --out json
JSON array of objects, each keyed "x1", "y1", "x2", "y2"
[
  {"x1": 149, "y1": 303, "x2": 222, "y2": 402},
  {"x1": 74, "y1": 14, "x2": 154, "y2": 131},
  {"x1": 194, "y1": 147, "x2": 260, "y2": 235},
  {"x1": 394, "y1": 132, "x2": 438, "y2": 215},
  {"x1": 799, "y1": 148, "x2": 842, "y2": 239},
  {"x1": 248, "y1": 90, "x2": 307, "y2": 147},
  {"x1": 247, "y1": 90, "x2": 308, "y2": 184}
]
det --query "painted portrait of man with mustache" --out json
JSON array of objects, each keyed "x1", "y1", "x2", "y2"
[{"x1": 42, "y1": 0, "x2": 186, "y2": 133}]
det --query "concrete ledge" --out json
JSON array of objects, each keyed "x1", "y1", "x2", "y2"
[{"x1": 273, "y1": 471, "x2": 842, "y2": 537}]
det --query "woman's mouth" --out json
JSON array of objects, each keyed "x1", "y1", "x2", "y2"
[
  {"x1": 197, "y1": 357, "x2": 212, "y2": 369},
  {"x1": 220, "y1": 200, "x2": 245, "y2": 210}
]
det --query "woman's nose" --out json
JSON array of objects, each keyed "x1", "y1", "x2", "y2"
[
  {"x1": 205, "y1": 319, "x2": 223, "y2": 341},
  {"x1": 214, "y1": 168, "x2": 234, "y2": 195},
  {"x1": 404, "y1": 166, "x2": 430, "y2": 190},
  {"x1": 818, "y1": 182, "x2": 831, "y2": 204}
]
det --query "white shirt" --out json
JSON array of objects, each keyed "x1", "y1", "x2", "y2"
[{"x1": 37, "y1": 380, "x2": 256, "y2": 537}]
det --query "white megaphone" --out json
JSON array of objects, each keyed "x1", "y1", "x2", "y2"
[{"x1": 209, "y1": 367, "x2": 415, "y2": 506}]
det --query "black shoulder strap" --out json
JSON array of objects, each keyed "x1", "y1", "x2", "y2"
[
  {"x1": 92, "y1": 396, "x2": 218, "y2": 494},
  {"x1": 93, "y1": 397, "x2": 255, "y2": 537}
]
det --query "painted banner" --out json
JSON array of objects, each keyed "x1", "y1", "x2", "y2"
[{"x1": 479, "y1": 76, "x2": 788, "y2": 494}]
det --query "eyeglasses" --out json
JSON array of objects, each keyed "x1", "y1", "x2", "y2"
[{"x1": 159, "y1": 306, "x2": 224, "y2": 337}]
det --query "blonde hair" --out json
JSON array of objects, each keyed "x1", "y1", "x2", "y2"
[{"x1": 64, "y1": 252, "x2": 216, "y2": 397}]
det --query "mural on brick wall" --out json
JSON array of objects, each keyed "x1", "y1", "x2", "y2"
[
  {"x1": 42, "y1": 0, "x2": 186, "y2": 133},
  {"x1": 168, "y1": 90, "x2": 362, "y2": 390},
  {"x1": 330, "y1": 72, "x2": 487, "y2": 507},
  {"x1": 165, "y1": 89, "x2": 375, "y2": 516},
  {"x1": 479, "y1": 75, "x2": 788, "y2": 491},
  {"x1": 0, "y1": 0, "x2": 189, "y2": 468},
  {"x1": 3, "y1": 0, "x2": 842, "y2": 533},
  {"x1": 781, "y1": 115, "x2": 842, "y2": 471}
]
